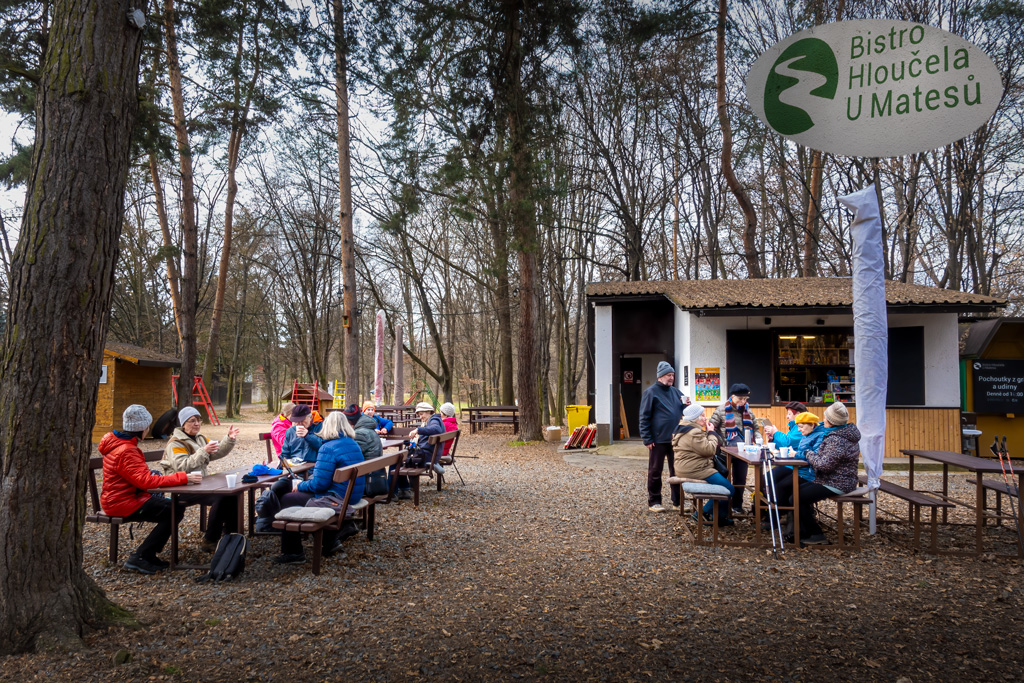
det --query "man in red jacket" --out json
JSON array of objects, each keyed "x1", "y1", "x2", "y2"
[{"x1": 100, "y1": 404, "x2": 201, "y2": 574}]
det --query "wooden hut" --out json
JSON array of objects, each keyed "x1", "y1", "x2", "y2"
[{"x1": 93, "y1": 342, "x2": 181, "y2": 442}]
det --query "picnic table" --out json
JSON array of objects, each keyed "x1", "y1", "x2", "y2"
[
  {"x1": 901, "y1": 449, "x2": 1024, "y2": 556},
  {"x1": 149, "y1": 464, "x2": 304, "y2": 570},
  {"x1": 466, "y1": 405, "x2": 519, "y2": 434}
]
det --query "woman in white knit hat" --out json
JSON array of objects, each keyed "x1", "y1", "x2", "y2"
[{"x1": 673, "y1": 403, "x2": 736, "y2": 526}]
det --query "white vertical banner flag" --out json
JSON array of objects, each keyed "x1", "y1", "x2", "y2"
[
  {"x1": 838, "y1": 184, "x2": 887, "y2": 534},
  {"x1": 374, "y1": 311, "x2": 385, "y2": 403}
]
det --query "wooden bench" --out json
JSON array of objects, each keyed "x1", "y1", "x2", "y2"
[
  {"x1": 668, "y1": 476, "x2": 731, "y2": 547},
  {"x1": 259, "y1": 431, "x2": 275, "y2": 464},
  {"x1": 86, "y1": 449, "x2": 165, "y2": 564},
  {"x1": 397, "y1": 430, "x2": 459, "y2": 505},
  {"x1": 820, "y1": 487, "x2": 871, "y2": 552},
  {"x1": 272, "y1": 450, "x2": 406, "y2": 575},
  {"x1": 861, "y1": 475, "x2": 954, "y2": 553},
  {"x1": 982, "y1": 478, "x2": 1019, "y2": 527},
  {"x1": 437, "y1": 429, "x2": 464, "y2": 486}
]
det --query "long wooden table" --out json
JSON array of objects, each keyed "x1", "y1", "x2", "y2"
[
  {"x1": 150, "y1": 464, "x2": 299, "y2": 570},
  {"x1": 901, "y1": 449, "x2": 1024, "y2": 556}
]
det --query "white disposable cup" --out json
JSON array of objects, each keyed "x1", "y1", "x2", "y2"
[
  {"x1": 190, "y1": 470, "x2": 201, "y2": 476},
  {"x1": 779, "y1": 446, "x2": 791, "y2": 458},
  {"x1": 225, "y1": 474, "x2": 238, "y2": 487}
]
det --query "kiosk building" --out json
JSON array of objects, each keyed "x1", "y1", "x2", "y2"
[{"x1": 587, "y1": 277, "x2": 1005, "y2": 456}]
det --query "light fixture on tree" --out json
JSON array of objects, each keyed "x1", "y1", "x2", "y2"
[{"x1": 126, "y1": 8, "x2": 145, "y2": 29}]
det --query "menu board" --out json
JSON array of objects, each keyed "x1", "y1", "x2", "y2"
[
  {"x1": 973, "y1": 359, "x2": 1024, "y2": 413},
  {"x1": 694, "y1": 367, "x2": 721, "y2": 402}
]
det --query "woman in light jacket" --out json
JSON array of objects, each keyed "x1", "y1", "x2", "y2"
[
  {"x1": 673, "y1": 403, "x2": 735, "y2": 526},
  {"x1": 158, "y1": 406, "x2": 239, "y2": 551}
]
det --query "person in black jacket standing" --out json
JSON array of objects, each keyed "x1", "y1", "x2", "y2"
[{"x1": 639, "y1": 361, "x2": 689, "y2": 512}]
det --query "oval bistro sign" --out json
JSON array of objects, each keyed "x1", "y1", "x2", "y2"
[{"x1": 745, "y1": 20, "x2": 1004, "y2": 157}]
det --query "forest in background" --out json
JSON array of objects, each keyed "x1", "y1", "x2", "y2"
[{"x1": 1, "y1": 0, "x2": 1022, "y2": 437}]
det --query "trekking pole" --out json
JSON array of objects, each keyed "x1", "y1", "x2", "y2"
[
  {"x1": 997, "y1": 436, "x2": 1024, "y2": 555},
  {"x1": 761, "y1": 447, "x2": 784, "y2": 558}
]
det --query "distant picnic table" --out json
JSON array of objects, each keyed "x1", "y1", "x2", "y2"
[{"x1": 465, "y1": 405, "x2": 519, "y2": 434}]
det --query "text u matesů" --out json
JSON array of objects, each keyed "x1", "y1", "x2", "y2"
[{"x1": 846, "y1": 32, "x2": 981, "y2": 121}]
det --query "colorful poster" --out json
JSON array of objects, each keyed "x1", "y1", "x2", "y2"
[{"x1": 694, "y1": 367, "x2": 721, "y2": 402}]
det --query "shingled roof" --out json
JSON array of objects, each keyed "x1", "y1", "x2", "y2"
[
  {"x1": 587, "y1": 278, "x2": 1005, "y2": 313},
  {"x1": 104, "y1": 342, "x2": 181, "y2": 367}
]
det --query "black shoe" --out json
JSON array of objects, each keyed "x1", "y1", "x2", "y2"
[
  {"x1": 731, "y1": 507, "x2": 746, "y2": 517},
  {"x1": 690, "y1": 510, "x2": 709, "y2": 523},
  {"x1": 148, "y1": 555, "x2": 170, "y2": 570},
  {"x1": 719, "y1": 518, "x2": 736, "y2": 527},
  {"x1": 125, "y1": 555, "x2": 160, "y2": 575},
  {"x1": 802, "y1": 533, "x2": 829, "y2": 545},
  {"x1": 322, "y1": 540, "x2": 346, "y2": 558},
  {"x1": 272, "y1": 553, "x2": 306, "y2": 565},
  {"x1": 397, "y1": 489, "x2": 413, "y2": 500},
  {"x1": 338, "y1": 521, "x2": 360, "y2": 543}
]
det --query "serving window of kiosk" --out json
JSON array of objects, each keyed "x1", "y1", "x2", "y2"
[
  {"x1": 725, "y1": 326, "x2": 926, "y2": 407},
  {"x1": 775, "y1": 330, "x2": 855, "y2": 404}
]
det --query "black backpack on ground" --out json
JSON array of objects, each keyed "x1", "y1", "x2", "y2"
[{"x1": 197, "y1": 533, "x2": 247, "y2": 582}]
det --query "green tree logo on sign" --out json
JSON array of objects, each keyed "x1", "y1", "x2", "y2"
[{"x1": 764, "y1": 38, "x2": 839, "y2": 135}]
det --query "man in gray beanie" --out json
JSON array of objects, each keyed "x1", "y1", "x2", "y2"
[{"x1": 638, "y1": 361, "x2": 691, "y2": 512}]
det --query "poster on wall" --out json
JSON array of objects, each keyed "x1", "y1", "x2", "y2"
[
  {"x1": 973, "y1": 359, "x2": 1024, "y2": 414},
  {"x1": 694, "y1": 368, "x2": 721, "y2": 402}
]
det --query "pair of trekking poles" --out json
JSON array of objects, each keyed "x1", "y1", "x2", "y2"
[
  {"x1": 760, "y1": 447, "x2": 786, "y2": 558},
  {"x1": 990, "y1": 436, "x2": 1024, "y2": 554}
]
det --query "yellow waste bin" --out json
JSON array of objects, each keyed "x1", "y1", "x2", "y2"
[{"x1": 566, "y1": 405, "x2": 591, "y2": 432}]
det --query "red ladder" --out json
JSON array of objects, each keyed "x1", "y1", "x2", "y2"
[
  {"x1": 290, "y1": 380, "x2": 320, "y2": 413},
  {"x1": 171, "y1": 375, "x2": 221, "y2": 426}
]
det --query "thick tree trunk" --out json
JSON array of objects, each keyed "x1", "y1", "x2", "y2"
[
  {"x1": 164, "y1": 0, "x2": 198, "y2": 407},
  {"x1": 716, "y1": 0, "x2": 762, "y2": 279},
  {"x1": 0, "y1": 0, "x2": 145, "y2": 653},
  {"x1": 334, "y1": 0, "x2": 359, "y2": 404}
]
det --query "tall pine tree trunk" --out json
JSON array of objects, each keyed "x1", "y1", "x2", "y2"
[
  {"x1": 164, "y1": 0, "x2": 198, "y2": 407},
  {"x1": 334, "y1": 0, "x2": 358, "y2": 404},
  {"x1": 502, "y1": 0, "x2": 542, "y2": 440},
  {"x1": 0, "y1": 0, "x2": 145, "y2": 653}
]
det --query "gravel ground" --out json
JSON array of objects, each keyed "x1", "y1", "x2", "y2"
[{"x1": 2, "y1": 419, "x2": 1023, "y2": 681}]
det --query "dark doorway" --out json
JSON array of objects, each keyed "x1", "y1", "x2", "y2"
[{"x1": 620, "y1": 357, "x2": 643, "y2": 438}]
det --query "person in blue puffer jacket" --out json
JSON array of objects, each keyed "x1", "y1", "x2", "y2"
[
  {"x1": 766, "y1": 401, "x2": 806, "y2": 449},
  {"x1": 271, "y1": 410, "x2": 364, "y2": 565}
]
